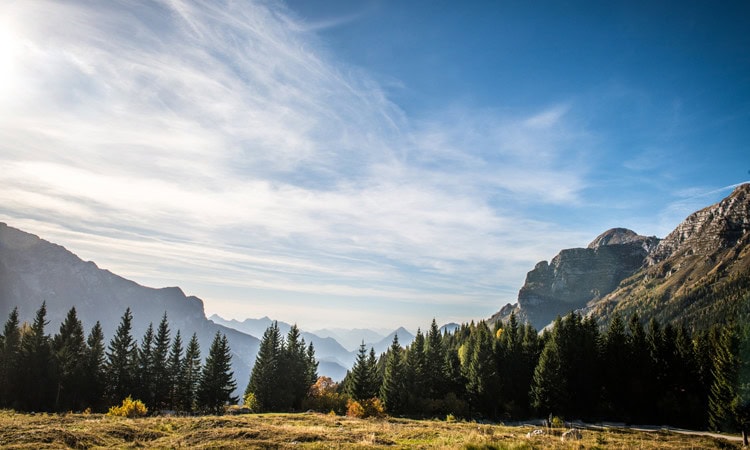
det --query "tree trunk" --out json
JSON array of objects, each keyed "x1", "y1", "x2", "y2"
[{"x1": 742, "y1": 427, "x2": 748, "y2": 447}]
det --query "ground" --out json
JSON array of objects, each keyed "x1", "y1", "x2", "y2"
[{"x1": 0, "y1": 410, "x2": 743, "y2": 449}]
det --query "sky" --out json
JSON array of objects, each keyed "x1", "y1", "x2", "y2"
[{"x1": 0, "y1": 0, "x2": 748, "y2": 332}]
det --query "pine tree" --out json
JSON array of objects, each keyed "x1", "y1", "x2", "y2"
[
  {"x1": 306, "y1": 342, "x2": 319, "y2": 388},
  {"x1": 530, "y1": 316, "x2": 566, "y2": 417},
  {"x1": 136, "y1": 323, "x2": 155, "y2": 406},
  {"x1": 52, "y1": 307, "x2": 87, "y2": 411},
  {"x1": 167, "y1": 330, "x2": 183, "y2": 411},
  {"x1": 106, "y1": 308, "x2": 138, "y2": 405},
  {"x1": 178, "y1": 333, "x2": 201, "y2": 412},
  {"x1": 281, "y1": 324, "x2": 312, "y2": 410},
  {"x1": 83, "y1": 322, "x2": 106, "y2": 411},
  {"x1": 404, "y1": 329, "x2": 427, "y2": 412},
  {"x1": 735, "y1": 324, "x2": 750, "y2": 446},
  {"x1": 709, "y1": 324, "x2": 739, "y2": 431},
  {"x1": 626, "y1": 313, "x2": 650, "y2": 424},
  {"x1": 464, "y1": 321, "x2": 499, "y2": 417},
  {"x1": 347, "y1": 342, "x2": 377, "y2": 401},
  {"x1": 497, "y1": 312, "x2": 533, "y2": 418},
  {"x1": 425, "y1": 319, "x2": 446, "y2": 399},
  {"x1": 152, "y1": 313, "x2": 171, "y2": 410},
  {"x1": 0, "y1": 307, "x2": 21, "y2": 408},
  {"x1": 19, "y1": 302, "x2": 54, "y2": 411},
  {"x1": 198, "y1": 332, "x2": 238, "y2": 414},
  {"x1": 246, "y1": 322, "x2": 282, "y2": 411},
  {"x1": 380, "y1": 334, "x2": 406, "y2": 414},
  {"x1": 601, "y1": 313, "x2": 630, "y2": 421}
]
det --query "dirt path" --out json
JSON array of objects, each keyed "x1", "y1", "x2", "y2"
[{"x1": 571, "y1": 421, "x2": 744, "y2": 443}]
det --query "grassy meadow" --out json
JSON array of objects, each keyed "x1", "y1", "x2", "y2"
[{"x1": 0, "y1": 410, "x2": 743, "y2": 449}]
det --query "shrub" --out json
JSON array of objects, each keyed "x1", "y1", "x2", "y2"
[
  {"x1": 302, "y1": 377, "x2": 348, "y2": 415},
  {"x1": 550, "y1": 415, "x2": 564, "y2": 428},
  {"x1": 346, "y1": 398, "x2": 385, "y2": 419},
  {"x1": 107, "y1": 396, "x2": 148, "y2": 418},
  {"x1": 243, "y1": 392, "x2": 259, "y2": 413}
]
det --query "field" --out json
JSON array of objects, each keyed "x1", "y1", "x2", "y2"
[{"x1": 0, "y1": 410, "x2": 742, "y2": 449}]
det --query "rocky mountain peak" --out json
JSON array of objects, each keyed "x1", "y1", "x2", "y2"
[
  {"x1": 492, "y1": 183, "x2": 750, "y2": 331},
  {"x1": 648, "y1": 183, "x2": 750, "y2": 264}
]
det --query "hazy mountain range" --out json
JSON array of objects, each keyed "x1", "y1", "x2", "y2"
[
  {"x1": 208, "y1": 314, "x2": 416, "y2": 380},
  {"x1": 0, "y1": 222, "x2": 415, "y2": 388},
  {"x1": 2, "y1": 183, "x2": 747, "y2": 396}
]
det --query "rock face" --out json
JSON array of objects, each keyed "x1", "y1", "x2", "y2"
[
  {"x1": 493, "y1": 228, "x2": 659, "y2": 329},
  {"x1": 588, "y1": 183, "x2": 750, "y2": 327},
  {"x1": 0, "y1": 223, "x2": 259, "y2": 397},
  {"x1": 492, "y1": 183, "x2": 750, "y2": 330}
]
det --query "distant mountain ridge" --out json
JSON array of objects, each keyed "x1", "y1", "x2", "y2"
[
  {"x1": 209, "y1": 314, "x2": 418, "y2": 380},
  {"x1": 0, "y1": 222, "x2": 258, "y2": 398},
  {"x1": 492, "y1": 183, "x2": 750, "y2": 330}
]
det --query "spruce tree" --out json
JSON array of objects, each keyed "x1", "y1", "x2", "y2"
[
  {"x1": 198, "y1": 332, "x2": 238, "y2": 414},
  {"x1": 281, "y1": 324, "x2": 311, "y2": 410},
  {"x1": 497, "y1": 312, "x2": 532, "y2": 418},
  {"x1": 0, "y1": 307, "x2": 21, "y2": 408},
  {"x1": 306, "y1": 342, "x2": 319, "y2": 388},
  {"x1": 137, "y1": 323, "x2": 156, "y2": 406},
  {"x1": 167, "y1": 330, "x2": 183, "y2": 410},
  {"x1": 19, "y1": 302, "x2": 54, "y2": 411},
  {"x1": 709, "y1": 324, "x2": 739, "y2": 431},
  {"x1": 601, "y1": 313, "x2": 630, "y2": 421},
  {"x1": 84, "y1": 322, "x2": 106, "y2": 411},
  {"x1": 626, "y1": 313, "x2": 650, "y2": 424},
  {"x1": 106, "y1": 308, "x2": 138, "y2": 405},
  {"x1": 178, "y1": 333, "x2": 201, "y2": 412},
  {"x1": 425, "y1": 319, "x2": 446, "y2": 399},
  {"x1": 246, "y1": 322, "x2": 281, "y2": 411},
  {"x1": 152, "y1": 313, "x2": 171, "y2": 410},
  {"x1": 530, "y1": 316, "x2": 566, "y2": 417},
  {"x1": 52, "y1": 307, "x2": 87, "y2": 411},
  {"x1": 404, "y1": 329, "x2": 427, "y2": 412},
  {"x1": 380, "y1": 334, "x2": 406, "y2": 414},
  {"x1": 347, "y1": 342, "x2": 377, "y2": 401},
  {"x1": 464, "y1": 321, "x2": 499, "y2": 417}
]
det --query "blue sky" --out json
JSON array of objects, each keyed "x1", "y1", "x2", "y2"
[{"x1": 0, "y1": 0, "x2": 748, "y2": 331}]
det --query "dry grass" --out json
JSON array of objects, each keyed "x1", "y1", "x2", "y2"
[{"x1": 0, "y1": 410, "x2": 741, "y2": 449}]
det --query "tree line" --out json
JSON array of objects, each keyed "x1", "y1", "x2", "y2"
[
  {"x1": 246, "y1": 313, "x2": 749, "y2": 441},
  {"x1": 0, "y1": 303, "x2": 237, "y2": 414},
  {"x1": 2, "y1": 301, "x2": 747, "y2": 442}
]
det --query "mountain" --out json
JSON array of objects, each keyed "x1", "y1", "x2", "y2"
[
  {"x1": 492, "y1": 227, "x2": 660, "y2": 329},
  {"x1": 0, "y1": 222, "x2": 258, "y2": 398},
  {"x1": 209, "y1": 314, "x2": 351, "y2": 379},
  {"x1": 310, "y1": 327, "x2": 388, "y2": 352},
  {"x1": 587, "y1": 183, "x2": 750, "y2": 328},
  {"x1": 370, "y1": 327, "x2": 415, "y2": 355},
  {"x1": 491, "y1": 183, "x2": 750, "y2": 330},
  {"x1": 440, "y1": 322, "x2": 460, "y2": 335}
]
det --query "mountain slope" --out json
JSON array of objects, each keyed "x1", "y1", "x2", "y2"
[
  {"x1": 491, "y1": 184, "x2": 750, "y2": 331},
  {"x1": 586, "y1": 184, "x2": 750, "y2": 328},
  {"x1": 492, "y1": 228, "x2": 659, "y2": 329},
  {"x1": 0, "y1": 223, "x2": 258, "y2": 397}
]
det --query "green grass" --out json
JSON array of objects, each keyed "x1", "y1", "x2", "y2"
[{"x1": 0, "y1": 410, "x2": 741, "y2": 449}]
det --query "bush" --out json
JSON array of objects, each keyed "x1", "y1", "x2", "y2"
[
  {"x1": 107, "y1": 396, "x2": 148, "y2": 418},
  {"x1": 302, "y1": 377, "x2": 348, "y2": 415},
  {"x1": 243, "y1": 392, "x2": 259, "y2": 413},
  {"x1": 346, "y1": 398, "x2": 385, "y2": 419}
]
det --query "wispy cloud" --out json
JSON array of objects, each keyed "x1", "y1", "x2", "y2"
[{"x1": 0, "y1": 0, "x2": 597, "y2": 329}]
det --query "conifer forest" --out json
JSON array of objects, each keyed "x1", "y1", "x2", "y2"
[{"x1": 1, "y1": 302, "x2": 748, "y2": 442}]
